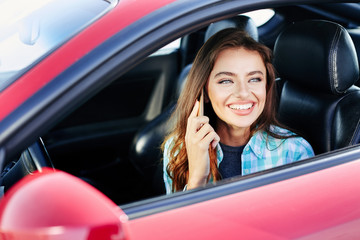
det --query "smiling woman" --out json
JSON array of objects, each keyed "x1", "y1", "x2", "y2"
[
  {"x1": 207, "y1": 48, "x2": 267, "y2": 139},
  {"x1": 162, "y1": 28, "x2": 315, "y2": 193}
]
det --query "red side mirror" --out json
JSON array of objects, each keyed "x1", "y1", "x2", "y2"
[{"x1": 0, "y1": 168, "x2": 127, "y2": 240}]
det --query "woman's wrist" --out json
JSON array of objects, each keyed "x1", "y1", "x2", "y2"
[{"x1": 187, "y1": 175, "x2": 207, "y2": 190}]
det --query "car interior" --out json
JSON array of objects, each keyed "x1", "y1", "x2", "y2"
[{"x1": 1, "y1": 3, "x2": 360, "y2": 206}]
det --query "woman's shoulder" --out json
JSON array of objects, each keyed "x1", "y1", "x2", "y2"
[
  {"x1": 268, "y1": 125, "x2": 315, "y2": 158},
  {"x1": 269, "y1": 125, "x2": 296, "y2": 136},
  {"x1": 164, "y1": 136, "x2": 175, "y2": 150},
  {"x1": 163, "y1": 136, "x2": 175, "y2": 161},
  {"x1": 267, "y1": 125, "x2": 308, "y2": 144},
  {"x1": 163, "y1": 135, "x2": 182, "y2": 161}
]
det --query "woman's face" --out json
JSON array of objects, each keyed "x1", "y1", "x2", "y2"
[{"x1": 206, "y1": 47, "x2": 267, "y2": 132}]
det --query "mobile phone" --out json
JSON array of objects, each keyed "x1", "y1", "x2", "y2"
[{"x1": 198, "y1": 89, "x2": 204, "y2": 117}]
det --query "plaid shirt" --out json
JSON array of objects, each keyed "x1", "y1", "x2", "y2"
[{"x1": 163, "y1": 126, "x2": 314, "y2": 194}]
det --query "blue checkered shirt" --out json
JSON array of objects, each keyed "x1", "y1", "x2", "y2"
[{"x1": 163, "y1": 126, "x2": 314, "y2": 194}]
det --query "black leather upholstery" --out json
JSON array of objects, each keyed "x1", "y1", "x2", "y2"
[
  {"x1": 348, "y1": 28, "x2": 360, "y2": 85},
  {"x1": 274, "y1": 20, "x2": 360, "y2": 154},
  {"x1": 205, "y1": 15, "x2": 258, "y2": 42},
  {"x1": 129, "y1": 16, "x2": 259, "y2": 197},
  {"x1": 274, "y1": 20, "x2": 358, "y2": 94},
  {"x1": 129, "y1": 104, "x2": 175, "y2": 196}
]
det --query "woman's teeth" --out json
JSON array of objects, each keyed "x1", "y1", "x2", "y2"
[{"x1": 229, "y1": 103, "x2": 253, "y2": 110}]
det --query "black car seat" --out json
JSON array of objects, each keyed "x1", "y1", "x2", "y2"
[
  {"x1": 129, "y1": 15, "x2": 259, "y2": 197},
  {"x1": 348, "y1": 29, "x2": 360, "y2": 85},
  {"x1": 274, "y1": 20, "x2": 360, "y2": 155}
]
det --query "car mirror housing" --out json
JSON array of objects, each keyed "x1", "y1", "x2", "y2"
[{"x1": 0, "y1": 168, "x2": 127, "y2": 240}]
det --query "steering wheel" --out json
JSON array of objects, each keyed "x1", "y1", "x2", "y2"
[{"x1": 1, "y1": 137, "x2": 55, "y2": 192}]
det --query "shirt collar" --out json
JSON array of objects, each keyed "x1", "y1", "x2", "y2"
[
  {"x1": 216, "y1": 130, "x2": 266, "y2": 162},
  {"x1": 248, "y1": 129, "x2": 287, "y2": 157},
  {"x1": 216, "y1": 126, "x2": 291, "y2": 163},
  {"x1": 247, "y1": 130, "x2": 266, "y2": 158}
]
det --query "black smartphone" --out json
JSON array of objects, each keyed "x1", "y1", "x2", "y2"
[{"x1": 198, "y1": 89, "x2": 204, "y2": 117}]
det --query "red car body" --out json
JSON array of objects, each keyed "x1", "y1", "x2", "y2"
[{"x1": 0, "y1": 0, "x2": 360, "y2": 239}]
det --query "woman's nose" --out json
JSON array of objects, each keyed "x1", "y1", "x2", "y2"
[{"x1": 233, "y1": 81, "x2": 250, "y2": 98}]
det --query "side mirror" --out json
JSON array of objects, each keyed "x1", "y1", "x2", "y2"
[{"x1": 0, "y1": 168, "x2": 127, "y2": 240}]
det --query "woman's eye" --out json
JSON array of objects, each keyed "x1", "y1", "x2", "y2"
[
  {"x1": 249, "y1": 78, "x2": 261, "y2": 83},
  {"x1": 218, "y1": 79, "x2": 232, "y2": 84}
]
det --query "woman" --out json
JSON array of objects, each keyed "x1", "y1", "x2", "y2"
[{"x1": 162, "y1": 28, "x2": 314, "y2": 193}]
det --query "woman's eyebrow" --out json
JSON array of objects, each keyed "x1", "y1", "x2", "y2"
[
  {"x1": 214, "y1": 70, "x2": 264, "y2": 78},
  {"x1": 247, "y1": 70, "x2": 264, "y2": 76},
  {"x1": 214, "y1": 71, "x2": 236, "y2": 78}
]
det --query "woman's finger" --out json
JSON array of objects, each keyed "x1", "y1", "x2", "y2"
[
  {"x1": 191, "y1": 123, "x2": 218, "y2": 147},
  {"x1": 211, "y1": 135, "x2": 220, "y2": 149},
  {"x1": 186, "y1": 116, "x2": 209, "y2": 138},
  {"x1": 189, "y1": 100, "x2": 200, "y2": 118},
  {"x1": 203, "y1": 131, "x2": 220, "y2": 149},
  {"x1": 195, "y1": 122, "x2": 213, "y2": 139}
]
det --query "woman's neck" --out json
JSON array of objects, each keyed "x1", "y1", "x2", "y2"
[{"x1": 216, "y1": 119, "x2": 250, "y2": 147}]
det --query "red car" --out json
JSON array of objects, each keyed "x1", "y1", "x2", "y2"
[{"x1": 1, "y1": 0, "x2": 360, "y2": 239}]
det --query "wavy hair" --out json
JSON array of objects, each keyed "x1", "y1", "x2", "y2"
[{"x1": 162, "y1": 28, "x2": 283, "y2": 192}]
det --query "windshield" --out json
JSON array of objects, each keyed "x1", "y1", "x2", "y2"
[{"x1": 0, "y1": 0, "x2": 116, "y2": 91}]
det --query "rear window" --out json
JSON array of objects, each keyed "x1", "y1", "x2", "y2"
[
  {"x1": 0, "y1": 0, "x2": 117, "y2": 91},
  {"x1": 242, "y1": 9, "x2": 275, "y2": 27}
]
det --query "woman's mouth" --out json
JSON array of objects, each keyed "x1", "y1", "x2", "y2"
[
  {"x1": 228, "y1": 102, "x2": 256, "y2": 116},
  {"x1": 228, "y1": 103, "x2": 254, "y2": 110}
]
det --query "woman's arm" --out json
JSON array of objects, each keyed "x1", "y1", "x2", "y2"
[{"x1": 185, "y1": 100, "x2": 219, "y2": 190}]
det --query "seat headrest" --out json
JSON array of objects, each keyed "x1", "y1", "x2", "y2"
[
  {"x1": 274, "y1": 20, "x2": 359, "y2": 94},
  {"x1": 205, "y1": 15, "x2": 259, "y2": 42}
]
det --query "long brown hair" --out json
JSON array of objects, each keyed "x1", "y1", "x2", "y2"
[{"x1": 162, "y1": 28, "x2": 282, "y2": 192}]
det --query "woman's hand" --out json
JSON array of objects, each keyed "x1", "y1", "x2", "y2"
[{"x1": 185, "y1": 101, "x2": 220, "y2": 190}]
